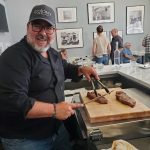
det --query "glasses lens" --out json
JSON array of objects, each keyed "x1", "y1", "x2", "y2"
[
  {"x1": 32, "y1": 23, "x2": 55, "y2": 34},
  {"x1": 32, "y1": 24, "x2": 41, "y2": 32},
  {"x1": 45, "y1": 26, "x2": 55, "y2": 34}
]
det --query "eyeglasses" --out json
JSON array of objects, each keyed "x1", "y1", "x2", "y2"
[{"x1": 31, "y1": 23, "x2": 56, "y2": 34}]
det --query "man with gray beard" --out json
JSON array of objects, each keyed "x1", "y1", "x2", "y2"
[{"x1": 0, "y1": 4, "x2": 99, "y2": 150}]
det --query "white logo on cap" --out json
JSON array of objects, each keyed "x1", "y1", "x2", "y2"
[{"x1": 34, "y1": 9, "x2": 51, "y2": 17}]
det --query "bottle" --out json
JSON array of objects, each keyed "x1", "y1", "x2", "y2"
[{"x1": 114, "y1": 41, "x2": 120, "y2": 65}]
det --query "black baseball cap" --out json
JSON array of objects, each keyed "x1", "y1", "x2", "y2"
[{"x1": 29, "y1": 4, "x2": 56, "y2": 27}]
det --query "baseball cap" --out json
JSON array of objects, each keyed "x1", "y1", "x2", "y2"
[{"x1": 29, "y1": 4, "x2": 56, "y2": 27}]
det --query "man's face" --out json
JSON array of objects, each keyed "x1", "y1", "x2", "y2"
[
  {"x1": 27, "y1": 19, "x2": 56, "y2": 53},
  {"x1": 111, "y1": 29, "x2": 118, "y2": 37},
  {"x1": 111, "y1": 30, "x2": 116, "y2": 37}
]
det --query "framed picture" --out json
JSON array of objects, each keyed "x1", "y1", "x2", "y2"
[
  {"x1": 56, "y1": 28, "x2": 83, "y2": 49},
  {"x1": 57, "y1": 7, "x2": 77, "y2": 23},
  {"x1": 87, "y1": 2, "x2": 115, "y2": 24},
  {"x1": 109, "y1": 30, "x2": 123, "y2": 40},
  {"x1": 126, "y1": 5, "x2": 145, "y2": 34},
  {"x1": 93, "y1": 31, "x2": 107, "y2": 39}
]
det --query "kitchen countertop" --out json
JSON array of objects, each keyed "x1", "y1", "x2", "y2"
[
  {"x1": 95, "y1": 63, "x2": 150, "y2": 89},
  {"x1": 70, "y1": 63, "x2": 150, "y2": 149}
]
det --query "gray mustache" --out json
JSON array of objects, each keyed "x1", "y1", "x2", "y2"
[{"x1": 36, "y1": 34, "x2": 47, "y2": 40}]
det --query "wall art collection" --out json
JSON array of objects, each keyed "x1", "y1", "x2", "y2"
[{"x1": 56, "y1": 3, "x2": 145, "y2": 49}]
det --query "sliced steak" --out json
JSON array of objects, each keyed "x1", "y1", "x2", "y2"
[
  {"x1": 95, "y1": 96, "x2": 108, "y2": 104},
  {"x1": 87, "y1": 91, "x2": 101, "y2": 99},
  {"x1": 87, "y1": 91, "x2": 108, "y2": 104},
  {"x1": 116, "y1": 91, "x2": 136, "y2": 107}
]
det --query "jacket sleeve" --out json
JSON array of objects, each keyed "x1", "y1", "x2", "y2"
[{"x1": 0, "y1": 45, "x2": 35, "y2": 118}]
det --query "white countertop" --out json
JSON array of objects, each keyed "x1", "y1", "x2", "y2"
[{"x1": 95, "y1": 63, "x2": 150, "y2": 89}]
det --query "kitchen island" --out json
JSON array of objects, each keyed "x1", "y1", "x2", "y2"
[{"x1": 65, "y1": 63, "x2": 150, "y2": 150}]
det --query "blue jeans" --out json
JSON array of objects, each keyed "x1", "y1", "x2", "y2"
[
  {"x1": 0, "y1": 124, "x2": 72, "y2": 150},
  {"x1": 95, "y1": 55, "x2": 109, "y2": 65}
]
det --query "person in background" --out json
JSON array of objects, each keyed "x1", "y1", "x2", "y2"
[
  {"x1": 142, "y1": 34, "x2": 150, "y2": 63},
  {"x1": 60, "y1": 48, "x2": 68, "y2": 61},
  {"x1": 120, "y1": 42, "x2": 135, "y2": 63},
  {"x1": 92, "y1": 25, "x2": 111, "y2": 65},
  {"x1": 110, "y1": 28, "x2": 123, "y2": 64},
  {"x1": 0, "y1": 4, "x2": 99, "y2": 150}
]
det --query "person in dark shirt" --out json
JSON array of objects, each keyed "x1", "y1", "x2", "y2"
[
  {"x1": 110, "y1": 28, "x2": 123, "y2": 64},
  {"x1": 0, "y1": 5, "x2": 99, "y2": 150}
]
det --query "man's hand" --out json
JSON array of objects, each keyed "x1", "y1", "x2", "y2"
[
  {"x1": 78, "y1": 66, "x2": 100, "y2": 81},
  {"x1": 54, "y1": 102, "x2": 83, "y2": 120}
]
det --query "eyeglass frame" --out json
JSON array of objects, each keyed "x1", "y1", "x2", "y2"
[{"x1": 31, "y1": 22, "x2": 56, "y2": 35}]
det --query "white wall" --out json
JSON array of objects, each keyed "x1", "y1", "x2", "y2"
[{"x1": 4, "y1": 0, "x2": 150, "y2": 57}]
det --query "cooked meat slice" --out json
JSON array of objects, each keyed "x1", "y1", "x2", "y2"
[
  {"x1": 95, "y1": 96, "x2": 108, "y2": 104},
  {"x1": 87, "y1": 91, "x2": 101, "y2": 100},
  {"x1": 87, "y1": 91, "x2": 96, "y2": 99},
  {"x1": 116, "y1": 91, "x2": 136, "y2": 107}
]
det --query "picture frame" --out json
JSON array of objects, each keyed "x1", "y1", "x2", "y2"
[
  {"x1": 56, "y1": 28, "x2": 83, "y2": 49},
  {"x1": 126, "y1": 5, "x2": 145, "y2": 34},
  {"x1": 109, "y1": 30, "x2": 123, "y2": 41},
  {"x1": 57, "y1": 7, "x2": 77, "y2": 23},
  {"x1": 87, "y1": 2, "x2": 115, "y2": 24},
  {"x1": 93, "y1": 31, "x2": 107, "y2": 39}
]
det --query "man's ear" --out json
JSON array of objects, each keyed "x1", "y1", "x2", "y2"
[{"x1": 27, "y1": 22, "x2": 30, "y2": 28}]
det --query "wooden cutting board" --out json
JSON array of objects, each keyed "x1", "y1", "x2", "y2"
[{"x1": 80, "y1": 88, "x2": 150, "y2": 123}]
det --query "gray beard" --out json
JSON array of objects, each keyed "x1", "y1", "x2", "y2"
[
  {"x1": 27, "y1": 36, "x2": 51, "y2": 53},
  {"x1": 31, "y1": 44, "x2": 50, "y2": 53}
]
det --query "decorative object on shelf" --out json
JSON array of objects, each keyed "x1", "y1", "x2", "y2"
[
  {"x1": 56, "y1": 28, "x2": 83, "y2": 49},
  {"x1": 87, "y1": 2, "x2": 115, "y2": 24},
  {"x1": 57, "y1": 7, "x2": 77, "y2": 23},
  {"x1": 93, "y1": 31, "x2": 107, "y2": 39},
  {"x1": 126, "y1": 5, "x2": 145, "y2": 34}
]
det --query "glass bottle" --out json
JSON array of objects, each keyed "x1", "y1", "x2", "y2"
[{"x1": 114, "y1": 41, "x2": 120, "y2": 65}]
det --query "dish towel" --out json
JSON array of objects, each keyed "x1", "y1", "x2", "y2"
[{"x1": 102, "y1": 139, "x2": 138, "y2": 150}]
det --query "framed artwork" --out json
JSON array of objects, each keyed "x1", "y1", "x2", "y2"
[
  {"x1": 56, "y1": 28, "x2": 83, "y2": 49},
  {"x1": 87, "y1": 2, "x2": 115, "y2": 24},
  {"x1": 109, "y1": 30, "x2": 123, "y2": 40},
  {"x1": 126, "y1": 5, "x2": 145, "y2": 34},
  {"x1": 93, "y1": 31, "x2": 107, "y2": 39},
  {"x1": 57, "y1": 7, "x2": 77, "y2": 23}
]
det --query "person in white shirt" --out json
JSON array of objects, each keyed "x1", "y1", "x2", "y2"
[{"x1": 92, "y1": 25, "x2": 111, "y2": 65}]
